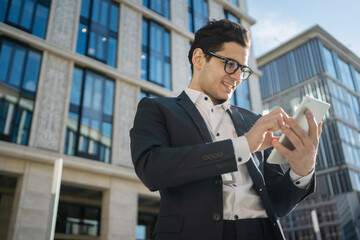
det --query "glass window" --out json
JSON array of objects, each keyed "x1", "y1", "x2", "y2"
[
  {"x1": 224, "y1": 10, "x2": 239, "y2": 23},
  {"x1": 0, "y1": 0, "x2": 51, "y2": 39},
  {"x1": 141, "y1": 19, "x2": 171, "y2": 90},
  {"x1": 0, "y1": 38, "x2": 41, "y2": 145},
  {"x1": 231, "y1": 81, "x2": 251, "y2": 110},
  {"x1": 337, "y1": 58, "x2": 355, "y2": 91},
  {"x1": 76, "y1": 0, "x2": 119, "y2": 67},
  {"x1": 188, "y1": 0, "x2": 208, "y2": 33},
  {"x1": 65, "y1": 67, "x2": 114, "y2": 163},
  {"x1": 232, "y1": 0, "x2": 239, "y2": 6},
  {"x1": 55, "y1": 185, "x2": 102, "y2": 237},
  {"x1": 322, "y1": 47, "x2": 337, "y2": 78},
  {"x1": 143, "y1": 0, "x2": 170, "y2": 19}
]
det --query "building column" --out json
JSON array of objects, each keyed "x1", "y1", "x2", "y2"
[
  {"x1": 28, "y1": 52, "x2": 73, "y2": 153},
  {"x1": 112, "y1": 81, "x2": 138, "y2": 167},
  {"x1": 100, "y1": 179, "x2": 138, "y2": 240},
  {"x1": 118, "y1": 3, "x2": 142, "y2": 77},
  {"x1": 8, "y1": 162, "x2": 53, "y2": 240}
]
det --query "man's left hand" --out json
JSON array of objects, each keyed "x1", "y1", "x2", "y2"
[{"x1": 272, "y1": 109, "x2": 323, "y2": 176}]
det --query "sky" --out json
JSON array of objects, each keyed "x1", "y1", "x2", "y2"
[{"x1": 247, "y1": 0, "x2": 360, "y2": 59}]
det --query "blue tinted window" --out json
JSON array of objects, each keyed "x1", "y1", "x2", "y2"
[
  {"x1": 20, "y1": 0, "x2": 35, "y2": 29},
  {"x1": 232, "y1": 81, "x2": 251, "y2": 109},
  {"x1": 337, "y1": 58, "x2": 355, "y2": 91},
  {"x1": 7, "y1": 0, "x2": 21, "y2": 24},
  {"x1": 80, "y1": 0, "x2": 91, "y2": 18},
  {"x1": 2, "y1": 0, "x2": 51, "y2": 39},
  {"x1": 9, "y1": 48, "x2": 26, "y2": 87},
  {"x1": 232, "y1": 0, "x2": 238, "y2": 6},
  {"x1": 77, "y1": 0, "x2": 119, "y2": 67},
  {"x1": 322, "y1": 46, "x2": 337, "y2": 78},
  {"x1": 70, "y1": 68, "x2": 84, "y2": 106},
  {"x1": 188, "y1": 0, "x2": 208, "y2": 33},
  {"x1": 110, "y1": 4, "x2": 119, "y2": 32},
  {"x1": 65, "y1": 67, "x2": 114, "y2": 163},
  {"x1": 22, "y1": 51, "x2": 41, "y2": 92},
  {"x1": 76, "y1": 23, "x2": 88, "y2": 55},
  {"x1": 144, "y1": 0, "x2": 170, "y2": 19},
  {"x1": 141, "y1": 19, "x2": 171, "y2": 90},
  {"x1": 0, "y1": 38, "x2": 42, "y2": 145},
  {"x1": 224, "y1": 10, "x2": 239, "y2": 23},
  {"x1": 0, "y1": 0, "x2": 9, "y2": 22},
  {"x1": 32, "y1": 4, "x2": 49, "y2": 38},
  {"x1": 0, "y1": 43, "x2": 12, "y2": 81}
]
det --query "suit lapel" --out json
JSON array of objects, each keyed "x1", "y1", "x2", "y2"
[{"x1": 177, "y1": 91, "x2": 212, "y2": 143}]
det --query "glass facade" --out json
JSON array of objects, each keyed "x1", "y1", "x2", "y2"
[
  {"x1": 0, "y1": 38, "x2": 42, "y2": 145},
  {"x1": 65, "y1": 67, "x2": 114, "y2": 163},
  {"x1": 76, "y1": 0, "x2": 119, "y2": 67},
  {"x1": 260, "y1": 37, "x2": 360, "y2": 195},
  {"x1": 55, "y1": 185, "x2": 102, "y2": 237},
  {"x1": 141, "y1": 19, "x2": 171, "y2": 90},
  {"x1": 143, "y1": 0, "x2": 170, "y2": 19},
  {"x1": 188, "y1": 0, "x2": 208, "y2": 33},
  {"x1": 0, "y1": 0, "x2": 51, "y2": 39}
]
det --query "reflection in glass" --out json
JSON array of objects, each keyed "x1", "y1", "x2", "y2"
[
  {"x1": 65, "y1": 67, "x2": 114, "y2": 163},
  {"x1": 1, "y1": 0, "x2": 51, "y2": 39},
  {"x1": 141, "y1": 19, "x2": 171, "y2": 90},
  {"x1": 77, "y1": 0, "x2": 119, "y2": 67},
  {"x1": 0, "y1": 39, "x2": 41, "y2": 145}
]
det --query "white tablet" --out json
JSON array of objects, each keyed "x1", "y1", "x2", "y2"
[{"x1": 266, "y1": 96, "x2": 330, "y2": 164}]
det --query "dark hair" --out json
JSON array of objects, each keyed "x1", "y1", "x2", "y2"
[{"x1": 188, "y1": 19, "x2": 251, "y2": 72}]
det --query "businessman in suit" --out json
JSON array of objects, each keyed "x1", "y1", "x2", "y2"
[{"x1": 130, "y1": 19, "x2": 322, "y2": 240}]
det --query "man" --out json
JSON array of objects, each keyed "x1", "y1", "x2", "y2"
[{"x1": 130, "y1": 19, "x2": 322, "y2": 240}]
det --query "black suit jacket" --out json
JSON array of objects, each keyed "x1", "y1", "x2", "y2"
[{"x1": 130, "y1": 91, "x2": 315, "y2": 240}]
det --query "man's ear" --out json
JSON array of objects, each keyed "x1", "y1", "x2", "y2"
[{"x1": 192, "y1": 48, "x2": 205, "y2": 71}]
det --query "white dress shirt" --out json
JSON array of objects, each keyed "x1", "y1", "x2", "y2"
[{"x1": 184, "y1": 88, "x2": 313, "y2": 220}]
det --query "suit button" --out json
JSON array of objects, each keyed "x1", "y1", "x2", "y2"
[
  {"x1": 237, "y1": 157, "x2": 242, "y2": 162},
  {"x1": 212, "y1": 213, "x2": 221, "y2": 222},
  {"x1": 215, "y1": 179, "x2": 222, "y2": 186}
]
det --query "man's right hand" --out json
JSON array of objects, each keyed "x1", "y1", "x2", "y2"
[{"x1": 245, "y1": 108, "x2": 289, "y2": 153}]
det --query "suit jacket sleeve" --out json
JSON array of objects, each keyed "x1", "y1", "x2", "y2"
[
  {"x1": 263, "y1": 148, "x2": 315, "y2": 217},
  {"x1": 130, "y1": 97, "x2": 238, "y2": 191}
]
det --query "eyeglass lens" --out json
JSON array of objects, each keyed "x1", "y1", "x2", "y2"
[{"x1": 225, "y1": 60, "x2": 251, "y2": 79}]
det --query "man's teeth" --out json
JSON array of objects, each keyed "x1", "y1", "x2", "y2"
[{"x1": 222, "y1": 81, "x2": 233, "y2": 88}]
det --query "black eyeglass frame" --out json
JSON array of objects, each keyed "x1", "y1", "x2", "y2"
[{"x1": 204, "y1": 50, "x2": 253, "y2": 80}]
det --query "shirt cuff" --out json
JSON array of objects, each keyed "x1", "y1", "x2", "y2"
[
  {"x1": 290, "y1": 169, "x2": 314, "y2": 189},
  {"x1": 231, "y1": 136, "x2": 251, "y2": 165}
]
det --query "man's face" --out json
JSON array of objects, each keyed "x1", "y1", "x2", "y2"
[{"x1": 194, "y1": 42, "x2": 249, "y2": 105}]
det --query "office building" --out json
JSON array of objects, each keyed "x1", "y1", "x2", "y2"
[
  {"x1": 257, "y1": 25, "x2": 360, "y2": 240},
  {"x1": 0, "y1": 0, "x2": 262, "y2": 239}
]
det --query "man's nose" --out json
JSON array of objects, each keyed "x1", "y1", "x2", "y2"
[{"x1": 230, "y1": 68, "x2": 242, "y2": 81}]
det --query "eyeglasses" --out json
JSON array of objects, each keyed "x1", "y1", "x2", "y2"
[{"x1": 204, "y1": 51, "x2": 253, "y2": 80}]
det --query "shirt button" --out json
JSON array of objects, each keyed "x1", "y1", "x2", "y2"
[
  {"x1": 212, "y1": 213, "x2": 221, "y2": 222},
  {"x1": 216, "y1": 133, "x2": 220, "y2": 136},
  {"x1": 234, "y1": 215, "x2": 239, "y2": 220},
  {"x1": 204, "y1": 97, "x2": 208, "y2": 101},
  {"x1": 215, "y1": 179, "x2": 222, "y2": 185},
  {"x1": 211, "y1": 109, "x2": 214, "y2": 112},
  {"x1": 259, "y1": 188, "x2": 263, "y2": 192},
  {"x1": 295, "y1": 181, "x2": 300, "y2": 185},
  {"x1": 237, "y1": 157, "x2": 242, "y2": 162},
  {"x1": 232, "y1": 184, "x2": 237, "y2": 187}
]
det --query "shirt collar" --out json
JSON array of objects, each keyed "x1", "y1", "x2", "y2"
[{"x1": 184, "y1": 88, "x2": 231, "y2": 111}]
